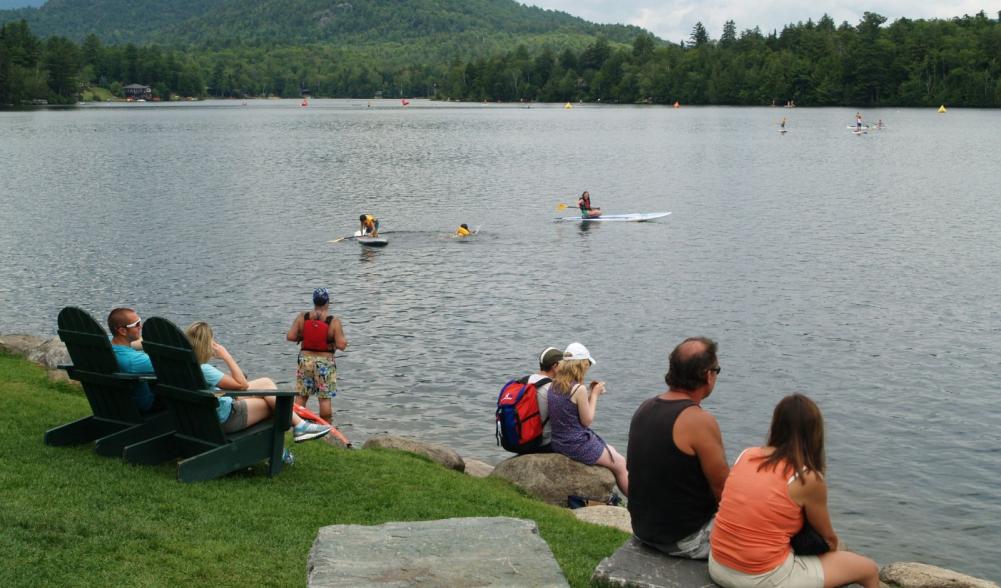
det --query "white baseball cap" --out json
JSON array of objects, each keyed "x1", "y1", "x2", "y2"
[{"x1": 564, "y1": 342, "x2": 596, "y2": 366}]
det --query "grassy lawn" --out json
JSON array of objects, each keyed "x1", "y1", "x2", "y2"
[
  {"x1": 0, "y1": 354, "x2": 627, "y2": 587},
  {"x1": 79, "y1": 87, "x2": 114, "y2": 102}
]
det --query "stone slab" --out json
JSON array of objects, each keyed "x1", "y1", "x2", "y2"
[
  {"x1": 592, "y1": 537, "x2": 716, "y2": 588},
  {"x1": 308, "y1": 517, "x2": 568, "y2": 587}
]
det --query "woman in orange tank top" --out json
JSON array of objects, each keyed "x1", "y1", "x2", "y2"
[{"x1": 709, "y1": 394, "x2": 879, "y2": 588}]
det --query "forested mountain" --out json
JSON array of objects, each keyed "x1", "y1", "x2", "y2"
[
  {"x1": 443, "y1": 12, "x2": 1001, "y2": 107},
  {"x1": 3, "y1": 4, "x2": 999, "y2": 107},
  {"x1": 0, "y1": 0, "x2": 647, "y2": 46}
]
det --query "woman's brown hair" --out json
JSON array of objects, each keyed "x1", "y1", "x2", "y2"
[{"x1": 757, "y1": 393, "x2": 826, "y2": 483}]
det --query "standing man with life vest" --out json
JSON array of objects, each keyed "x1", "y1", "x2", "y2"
[
  {"x1": 578, "y1": 191, "x2": 602, "y2": 218},
  {"x1": 286, "y1": 288, "x2": 347, "y2": 423},
  {"x1": 359, "y1": 214, "x2": 379, "y2": 237}
]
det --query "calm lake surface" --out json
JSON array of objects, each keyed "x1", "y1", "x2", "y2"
[{"x1": 1, "y1": 100, "x2": 998, "y2": 580}]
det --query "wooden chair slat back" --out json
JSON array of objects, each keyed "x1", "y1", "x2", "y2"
[
  {"x1": 57, "y1": 306, "x2": 142, "y2": 422},
  {"x1": 57, "y1": 307, "x2": 118, "y2": 374},
  {"x1": 141, "y1": 317, "x2": 226, "y2": 445}
]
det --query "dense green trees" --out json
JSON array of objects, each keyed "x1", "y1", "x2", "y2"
[
  {"x1": 440, "y1": 12, "x2": 1001, "y2": 107},
  {"x1": 2, "y1": 11, "x2": 1000, "y2": 106}
]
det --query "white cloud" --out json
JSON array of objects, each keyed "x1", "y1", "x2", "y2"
[{"x1": 525, "y1": 0, "x2": 1001, "y2": 42}]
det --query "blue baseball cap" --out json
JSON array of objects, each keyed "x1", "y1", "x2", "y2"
[{"x1": 313, "y1": 288, "x2": 330, "y2": 305}]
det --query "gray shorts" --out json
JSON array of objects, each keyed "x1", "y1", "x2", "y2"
[
  {"x1": 638, "y1": 516, "x2": 714, "y2": 560},
  {"x1": 222, "y1": 399, "x2": 248, "y2": 433}
]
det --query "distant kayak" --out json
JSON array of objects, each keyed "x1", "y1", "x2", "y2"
[{"x1": 554, "y1": 212, "x2": 671, "y2": 223}]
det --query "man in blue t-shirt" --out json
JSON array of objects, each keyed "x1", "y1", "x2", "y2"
[{"x1": 107, "y1": 307, "x2": 158, "y2": 412}]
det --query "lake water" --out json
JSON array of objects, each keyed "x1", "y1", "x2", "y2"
[{"x1": 1, "y1": 100, "x2": 998, "y2": 581}]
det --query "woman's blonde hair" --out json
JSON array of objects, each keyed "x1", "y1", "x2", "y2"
[
  {"x1": 185, "y1": 321, "x2": 214, "y2": 364},
  {"x1": 552, "y1": 359, "x2": 590, "y2": 396}
]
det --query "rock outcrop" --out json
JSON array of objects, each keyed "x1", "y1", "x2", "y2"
[
  {"x1": 591, "y1": 537, "x2": 715, "y2": 587},
  {"x1": 880, "y1": 562, "x2": 999, "y2": 588},
  {"x1": 573, "y1": 505, "x2": 632, "y2": 534},
  {"x1": 362, "y1": 434, "x2": 465, "y2": 472},
  {"x1": 463, "y1": 458, "x2": 494, "y2": 478},
  {"x1": 308, "y1": 517, "x2": 568, "y2": 587},
  {"x1": 26, "y1": 337, "x2": 69, "y2": 369},
  {"x1": 0, "y1": 334, "x2": 46, "y2": 357},
  {"x1": 489, "y1": 453, "x2": 616, "y2": 506}
]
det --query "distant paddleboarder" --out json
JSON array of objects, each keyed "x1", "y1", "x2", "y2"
[
  {"x1": 578, "y1": 191, "x2": 602, "y2": 219},
  {"x1": 359, "y1": 214, "x2": 379, "y2": 237}
]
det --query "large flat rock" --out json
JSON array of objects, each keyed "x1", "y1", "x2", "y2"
[
  {"x1": 308, "y1": 517, "x2": 568, "y2": 587},
  {"x1": 592, "y1": 537, "x2": 716, "y2": 588}
]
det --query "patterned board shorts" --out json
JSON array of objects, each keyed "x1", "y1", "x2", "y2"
[{"x1": 296, "y1": 354, "x2": 337, "y2": 399}]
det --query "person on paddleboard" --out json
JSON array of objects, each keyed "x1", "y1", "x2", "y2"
[
  {"x1": 855, "y1": 112, "x2": 863, "y2": 132},
  {"x1": 456, "y1": 224, "x2": 471, "y2": 237},
  {"x1": 578, "y1": 191, "x2": 602, "y2": 219},
  {"x1": 780, "y1": 117, "x2": 786, "y2": 130},
  {"x1": 359, "y1": 214, "x2": 379, "y2": 237}
]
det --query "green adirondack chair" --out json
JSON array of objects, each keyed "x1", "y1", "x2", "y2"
[
  {"x1": 122, "y1": 317, "x2": 294, "y2": 482},
  {"x1": 44, "y1": 306, "x2": 171, "y2": 457}
]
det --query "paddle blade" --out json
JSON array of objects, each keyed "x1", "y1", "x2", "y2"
[{"x1": 556, "y1": 202, "x2": 570, "y2": 211}]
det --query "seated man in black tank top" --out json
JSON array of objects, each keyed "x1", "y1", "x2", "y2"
[{"x1": 626, "y1": 337, "x2": 729, "y2": 559}]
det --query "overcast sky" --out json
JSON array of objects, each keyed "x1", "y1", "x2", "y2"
[{"x1": 526, "y1": 1, "x2": 1001, "y2": 43}]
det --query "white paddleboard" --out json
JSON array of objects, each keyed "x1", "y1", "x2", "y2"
[
  {"x1": 357, "y1": 236, "x2": 388, "y2": 247},
  {"x1": 554, "y1": 212, "x2": 671, "y2": 223},
  {"x1": 354, "y1": 230, "x2": 388, "y2": 247}
]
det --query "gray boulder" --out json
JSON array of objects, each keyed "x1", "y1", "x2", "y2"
[
  {"x1": 592, "y1": 537, "x2": 716, "y2": 588},
  {"x1": 308, "y1": 517, "x2": 568, "y2": 587},
  {"x1": 0, "y1": 334, "x2": 46, "y2": 358},
  {"x1": 573, "y1": 505, "x2": 633, "y2": 534},
  {"x1": 489, "y1": 453, "x2": 615, "y2": 506},
  {"x1": 362, "y1": 434, "x2": 465, "y2": 472},
  {"x1": 27, "y1": 337, "x2": 70, "y2": 369},
  {"x1": 463, "y1": 458, "x2": 494, "y2": 478},
  {"x1": 880, "y1": 562, "x2": 998, "y2": 588}
]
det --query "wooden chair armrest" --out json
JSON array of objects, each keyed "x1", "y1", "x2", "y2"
[
  {"x1": 223, "y1": 390, "x2": 296, "y2": 398},
  {"x1": 111, "y1": 372, "x2": 156, "y2": 381}
]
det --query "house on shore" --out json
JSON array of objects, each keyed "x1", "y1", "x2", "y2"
[{"x1": 123, "y1": 84, "x2": 152, "y2": 101}]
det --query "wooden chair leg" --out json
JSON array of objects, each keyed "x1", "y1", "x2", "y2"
[
  {"x1": 94, "y1": 413, "x2": 173, "y2": 458},
  {"x1": 44, "y1": 417, "x2": 122, "y2": 446},
  {"x1": 123, "y1": 432, "x2": 178, "y2": 465},
  {"x1": 177, "y1": 444, "x2": 243, "y2": 482}
]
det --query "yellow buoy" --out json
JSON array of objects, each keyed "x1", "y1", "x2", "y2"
[
  {"x1": 564, "y1": 102, "x2": 573, "y2": 109},
  {"x1": 938, "y1": 105, "x2": 947, "y2": 113}
]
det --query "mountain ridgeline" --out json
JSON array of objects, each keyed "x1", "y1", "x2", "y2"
[{"x1": 0, "y1": 0, "x2": 647, "y2": 46}]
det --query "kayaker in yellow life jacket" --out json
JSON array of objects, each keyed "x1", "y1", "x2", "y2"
[
  {"x1": 456, "y1": 224, "x2": 471, "y2": 237},
  {"x1": 359, "y1": 214, "x2": 379, "y2": 237}
]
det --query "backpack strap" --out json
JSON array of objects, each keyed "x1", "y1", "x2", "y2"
[
  {"x1": 535, "y1": 377, "x2": 551, "y2": 387},
  {"x1": 325, "y1": 315, "x2": 333, "y2": 325}
]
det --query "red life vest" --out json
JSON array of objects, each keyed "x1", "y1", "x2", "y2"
[{"x1": 301, "y1": 311, "x2": 333, "y2": 352}]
